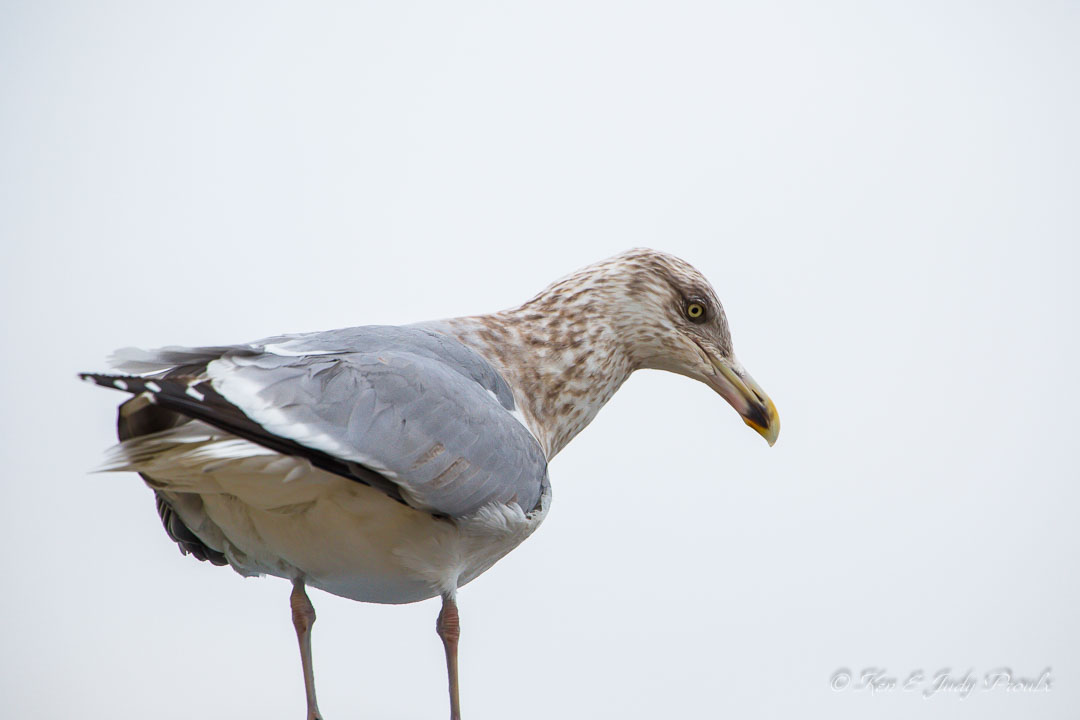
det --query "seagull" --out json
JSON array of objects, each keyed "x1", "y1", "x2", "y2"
[{"x1": 81, "y1": 248, "x2": 779, "y2": 720}]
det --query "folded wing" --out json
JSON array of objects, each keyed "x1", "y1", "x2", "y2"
[{"x1": 84, "y1": 326, "x2": 548, "y2": 518}]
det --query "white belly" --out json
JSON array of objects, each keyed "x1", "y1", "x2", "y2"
[{"x1": 116, "y1": 423, "x2": 550, "y2": 604}]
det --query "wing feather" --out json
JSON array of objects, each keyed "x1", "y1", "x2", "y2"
[{"x1": 84, "y1": 326, "x2": 548, "y2": 518}]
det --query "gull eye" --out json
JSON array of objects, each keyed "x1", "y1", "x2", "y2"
[{"x1": 686, "y1": 302, "x2": 706, "y2": 322}]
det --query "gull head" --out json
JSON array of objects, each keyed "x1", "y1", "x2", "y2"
[{"x1": 546, "y1": 248, "x2": 780, "y2": 446}]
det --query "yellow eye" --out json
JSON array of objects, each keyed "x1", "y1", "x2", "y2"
[{"x1": 686, "y1": 302, "x2": 705, "y2": 320}]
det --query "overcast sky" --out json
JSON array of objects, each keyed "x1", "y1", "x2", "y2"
[{"x1": 2, "y1": 2, "x2": 1078, "y2": 719}]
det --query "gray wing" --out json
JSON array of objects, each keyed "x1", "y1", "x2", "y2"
[{"x1": 89, "y1": 326, "x2": 548, "y2": 518}]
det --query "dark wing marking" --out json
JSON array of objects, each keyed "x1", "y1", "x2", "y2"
[
  {"x1": 82, "y1": 371, "x2": 409, "y2": 506},
  {"x1": 115, "y1": 393, "x2": 227, "y2": 565},
  {"x1": 82, "y1": 323, "x2": 548, "y2": 518}
]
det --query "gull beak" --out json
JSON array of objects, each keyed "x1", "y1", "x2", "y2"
[{"x1": 708, "y1": 357, "x2": 780, "y2": 446}]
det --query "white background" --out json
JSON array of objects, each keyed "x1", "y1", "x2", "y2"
[{"x1": 2, "y1": 2, "x2": 1077, "y2": 718}]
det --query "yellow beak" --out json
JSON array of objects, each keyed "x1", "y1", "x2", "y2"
[{"x1": 710, "y1": 358, "x2": 780, "y2": 446}]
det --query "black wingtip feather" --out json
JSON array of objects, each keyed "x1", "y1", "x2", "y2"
[
  {"x1": 79, "y1": 372, "x2": 144, "y2": 393},
  {"x1": 81, "y1": 370, "x2": 411, "y2": 507}
]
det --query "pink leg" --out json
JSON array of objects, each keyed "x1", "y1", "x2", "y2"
[
  {"x1": 291, "y1": 579, "x2": 325, "y2": 720},
  {"x1": 436, "y1": 593, "x2": 462, "y2": 720}
]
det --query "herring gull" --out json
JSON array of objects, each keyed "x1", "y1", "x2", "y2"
[{"x1": 81, "y1": 248, "x2": 779, "y2": 719}]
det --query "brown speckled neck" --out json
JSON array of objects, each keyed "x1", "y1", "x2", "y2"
[
  {"x1": 434, "y1": 305, "x2": 634, "y2": 460},
  {"x1": 425, "y1": 248, "x2": 731, "y2": 459}
]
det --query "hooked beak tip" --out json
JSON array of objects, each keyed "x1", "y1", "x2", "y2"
[
  {"x1": 742, "y1": 393, "x2": 780, "y2": 446},
  {"x1": 709, "y1": 358, "x2": 780, "y2": 447}
]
